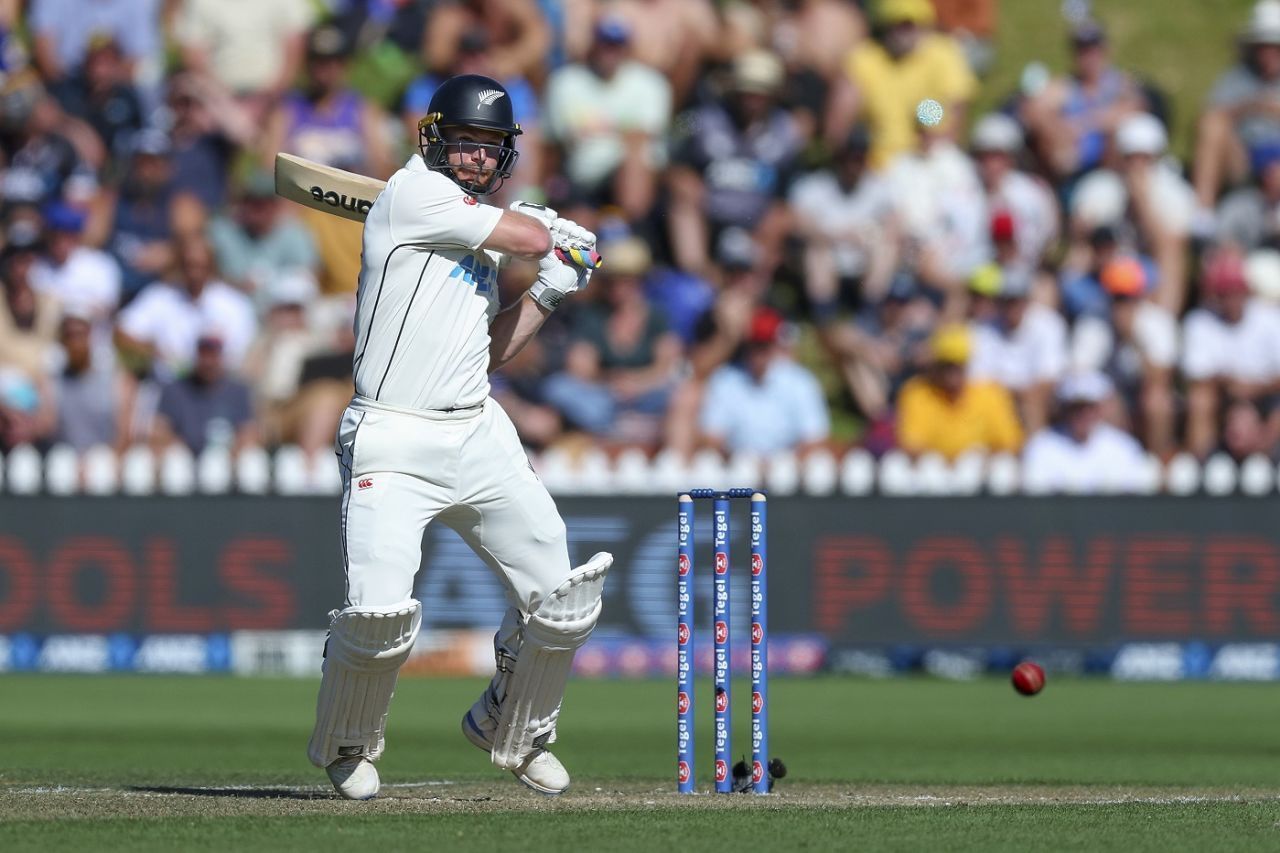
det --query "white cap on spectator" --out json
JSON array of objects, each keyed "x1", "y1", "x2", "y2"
[
  {"x1": 731, "y1": 50, "x2": 785, "y2": 94},
  {"x1": 1115, "y1": 113, "x2": 1167, "y2": 156},
  {"x1": 267, "y1": 268, "x2": 319, "y2": 308},
  {"x1": 1246, "y1": 248, "x2": 1280, "y2": 300},
  {"x1": 971, "y1": 113, "x2": 1023, "y2": 152},
  {"x1": 1056, "y1": 371, "x2": 1112, "y2": 404},
  {"x1": 1243, "y1": 0, "x2": 1280, "y2": 44}
]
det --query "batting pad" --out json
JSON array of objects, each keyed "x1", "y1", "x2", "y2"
[
  {"x1": 307, "y1": 600, "x2": 421, "y2": 767},
  {"x1": 490, "y1": 552, "x2": 612, "y2": 770}
]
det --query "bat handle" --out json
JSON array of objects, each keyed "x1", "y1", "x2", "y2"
[{"x1": 555, "y1": 246, "x2": 604, "y2": 270}]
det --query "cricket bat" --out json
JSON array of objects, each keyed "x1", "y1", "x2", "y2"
[{"x1": 274, "y1": 152, "x2": 603, "y2": 269}]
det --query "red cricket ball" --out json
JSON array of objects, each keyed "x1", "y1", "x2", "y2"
[{"x1": 1011, "y1": 661, "x2": 1045, "y2": 696}]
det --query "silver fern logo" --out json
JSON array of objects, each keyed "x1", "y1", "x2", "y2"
[{"x1": 477, "y1": 89, "x2": 505, "y2": 107}]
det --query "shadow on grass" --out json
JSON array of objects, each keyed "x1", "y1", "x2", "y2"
[{"x1": 129, "y1": 786, "x2": 329, "y2": 800}]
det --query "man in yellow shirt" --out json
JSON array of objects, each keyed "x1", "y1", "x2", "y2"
[
  {"x1": 895, "y1": 324, "x2": 1023, "y2": 458},
  {"x1": 829, "y1": 0, "x2": 978, "y2": 170}
]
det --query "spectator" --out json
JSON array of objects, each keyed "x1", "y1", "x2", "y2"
[
  {"x1": 821, "y1": 269, "x2": 937, "y2": 430},
  {"x1": 0, "y1": 222, "x2": 60, "y2": 380},
  {"x1": 884, "y1": 116, "x2": 988, "y2": 296},
  {"x1": 1060, "y1": 223, "x2": 1136, "y2": 320},
  {"x1": 967, "y1": 264, "x2": 1068, "y2": 434},
  {"x1": 1070, "y1": 113, "x2": 1195, "y2": 313},
  {"x1": 1219, "y1": 398, "x2": 1277, "y2": 461},
  {"x1": 488, "y1": 336, "x2": 565, "y2": 452},
  {"x1": 48, "y1": 35, "x2": 146, "y2": 164},
  {"x1": 28, "y1": 0, "x2": 160, "y2": 85},
  {"x1": 970, "y1": 113, "x2": 1059, "y2": 273},
  {"x1": 1070, "y1": 254, "x2": 1178, "y2": 458},
  {"x1": 1022, "y1": 372, "x2": 1149, "y2": 493},
  {"x1": 115, "y1": 234, "x2": 257, "y2": 379},
  {"x1": 424, "y1": 0, "x2": 550, "y2": 85},
  {"x1": 31, "y1": 202, "x2": 121, "y2": 355},
  {"x1": 1194, "y1": 0, "x2": 1280, "y2": 224},
  {"x1": 895, "y1": 323, "x2": 1023, "y2": 459},
  {"x1": 51, "y1": 309, "x2": 134, "y2": 452},
  {"x1": 562, "y1": 0, "x2": 718, "y2": 105},
  {"x1": 208, "y1": 170, "x2": 319, "y2": 311},
  {"x1": 1022, "y1": 19, "x2": 1145, "y2": 186},
  {"x1": 788, "y1": 127, "x2": 899, "y2": 323},
  {"x1": 162, "y1": 72, "x2": 257, "y2": 212},
  {"x1": 96, "y1": 128, "x2": 202, "y2": 297},
  {"x1": 542, "y1": 238, "x2": 682, "y2": 451},
  {"x1": 544, "y1": 17, "x2": 671, "y2": 219},
  {"x1": 667, "y1": 50, "x2": 801, "y2": 277},
  {"x1": 262, "y1": 25, "x2": 392, "y2": 300},
  {"x1": 0, "y1": 363, "x2": 53, "y2": 452},
  {"x1": 827, "y1": 0, "x2": 977, "y2": 169},
  {"x1": 0, "y1": 71, "x2": 101, "y2": 206},
  {"x1": 697, "y1": 306, "x2": 830, "y2": 455},
  {"x1": 152, "y1": 330, "x2": 258, "y2": 455},
  {"x1": 1215, "y1": 151, "x2": 1280, "y2": 250},
  {"x1": 172, "y1": 0, "x2": 314, "y2": 122},
  {"x1": 400, "y1": 26, "x2": 542, "y2": 203},
  {"x1": 1182, "y1": 247, "x2": 1280, "y2": 458}
]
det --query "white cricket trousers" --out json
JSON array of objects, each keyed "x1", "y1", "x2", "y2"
[{"x1": 334, "y1": 395, "x2": 571, "y2": 613}]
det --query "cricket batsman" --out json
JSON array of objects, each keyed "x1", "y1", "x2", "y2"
[{"x1": 306, "y1": 74, "x2": 612, "y2": 800}]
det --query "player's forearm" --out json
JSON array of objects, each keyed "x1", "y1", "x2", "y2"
[{"x1": 488, "y1": 293, "x2": 552, "y2": 372}]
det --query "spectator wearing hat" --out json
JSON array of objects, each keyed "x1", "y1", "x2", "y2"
[
  {"x1": 1194, "y1": 0, "x2": 1280, "y2": 220},
  {"x1": 1070, "y1": 253, "x2": 1178, "y2": 457},
  {"x1": 1070, "y1": 113, "x2": 1195, "y2": 313},
  {"x1": 697, "y1": 306, "x2": 830, "y2": 455},
  {"x1": 967, "y1": 263, "x2": 1068, "y2": 434},
  {"x1": 542, "y1": 240, "x2": 683, "y2": 451},
  {"x1": 562, "y1": 0, "x2": 719, "y2": 106},
  {"x1": 1215, "y1": 147, "x2": 1280, "y2": 250},
  {"x1": 667, "y1": 49, "x2": 802, "y2": 277},
  {"x1": 51, "y1": 308, "x2": 135, "y2": 453},
  {"x1": 208, "y1": 170, "x2": 318, "y2": 313},
  {"x1": 1059, "y1": 223, "x2": 1153, "y2": 319},
  {"x1": 895, "y1": 323, "x2": 1022, "y2": 459},
  {"x1": 1021, "y1": 371, "x2": 1148, "y2": 494},
  {"x1": 96, "y1": 127, "x2": 204, "y2": 297},
  {"x1": 1020, "y1": 19, "x2": 1145, "y2": 186},
  {"x1": 0, "y1": 222, "x2": 61, "y2": 381},
  {"x1": 1182, "y1": 246, "x2": 1280, "y2": 457},
  {"x1": 151, "y1": 327, "x2": 259, "y2": 456},
  {"x1": 31, "y1": 202, "x2": 121, "y2": 349},
  {"x1": 826, "y1": 0, "x2": 977, "y2": 170},
  {"x1": 970, "y1": 113, "x2": 1059, "y2": 272},
  {"x1": 543, "y1": 16, "x2": 672, "y2": 219},
  {"x1": 261, "y1": 25, "x2": 392, "y2": 302},
  {"x1": 788, "y1": 128, "x2": 899, "y2": 323},
  {"x1": 173, "y1": 0, "x2": 314, "y2": 121},
  {"x1": 400, "y1": 25, "x2": 542, "y2": 203},
  {"x1": 115, "y1": 234, "x2": 257, "y2": 380}
]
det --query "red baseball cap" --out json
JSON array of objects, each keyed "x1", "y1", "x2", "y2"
[
  {"x1": 747, "y1": 307, "x2": 783, "y2": 346},
  {"x1": 1203, "y1": 250, "x2": 1250, "y2": 296}
]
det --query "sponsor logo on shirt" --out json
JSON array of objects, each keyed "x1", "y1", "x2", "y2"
[{"x1": 357, "y1": 478, "x2": 374, "y2": 490}]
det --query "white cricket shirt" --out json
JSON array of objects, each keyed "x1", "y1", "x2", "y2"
[{"x1": 352, "y1": 155, "x2": 505, "y2": 411}]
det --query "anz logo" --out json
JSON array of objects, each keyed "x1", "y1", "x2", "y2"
[{"x1": 448, "y1": 254, "x2": 495, "y2": 294}]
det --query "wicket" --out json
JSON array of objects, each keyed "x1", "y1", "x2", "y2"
[{"x1": 677, "y1": 488, "x2": 770, "y2": 794}]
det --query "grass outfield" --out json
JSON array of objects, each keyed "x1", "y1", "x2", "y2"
[{"x1": 0, "y1": 675, "x2": 1277, "y2": 851}]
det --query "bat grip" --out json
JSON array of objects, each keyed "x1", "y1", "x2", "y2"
[{"x1": 555, "y1": 246, "x2": 604, "y2": 270}]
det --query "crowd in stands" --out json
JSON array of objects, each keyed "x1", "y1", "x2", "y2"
[{"x1": 4, "y1": 0, "x2": 1280, "y2": 493}]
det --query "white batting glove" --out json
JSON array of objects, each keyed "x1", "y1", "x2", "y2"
[
  {"x1": 550, "y1": 218, "x2": 596, "y2": 253},
  {"x1": 508, "y1": 200, "x2": 558, "y2": 228},
  {"x1": 527, "y1": 247, "x2": 591, "y2": 312}
]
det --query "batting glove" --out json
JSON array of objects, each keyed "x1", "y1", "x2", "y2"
[
  {"x1": 528, "y1": 247, "x2": 592, "y2": 312},
  {"x1": 550, "y1": 218, "x2": 596, "y2": 254}
]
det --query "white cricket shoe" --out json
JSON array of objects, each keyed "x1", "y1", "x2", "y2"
[
  {"x1": 326, "y1": 756, "x2": 380, "y2": 800},
  {"x1": 462, "y1": 705, "x2": 571, "y2": 795}
]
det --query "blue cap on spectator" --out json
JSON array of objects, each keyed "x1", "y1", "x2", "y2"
[
  {"x1": 43, "y1": 201, "x2": 86, "y2": 233},
  {"x1": 131, "y1": 127, "x2": 172, "y2": 157},
  {"x1": 595, "y1": 16, "x2": 631, "y2": 45}
]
